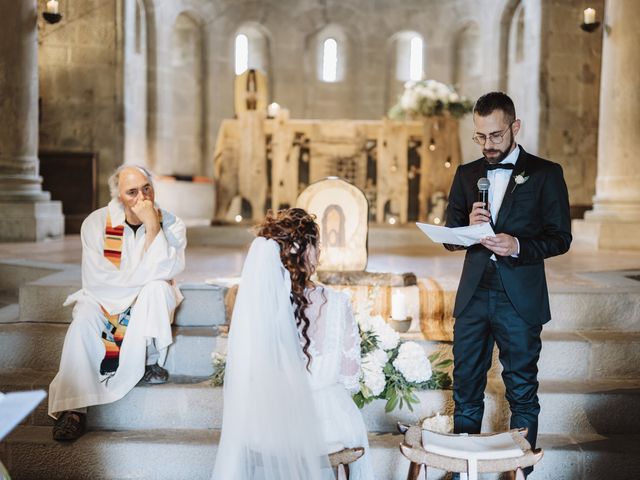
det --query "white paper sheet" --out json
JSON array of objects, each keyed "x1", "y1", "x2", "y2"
[
  {"x1": 0, "y1": 390, "x2": 47, "y2": 440},
  {"x1": 416, "y1": 222, "x2": 495, "y2": 247}
]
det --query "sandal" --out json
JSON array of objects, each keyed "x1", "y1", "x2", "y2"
[
  {"x1": 140, "y1": 364, "x2": 169, "y2": 385},
  {"x1": 52, "y1": 411, "x2": 87, "y2": 441}
]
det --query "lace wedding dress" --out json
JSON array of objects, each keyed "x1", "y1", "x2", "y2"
[
  {"x1": 212, "y1": 238, "x2": 373, "y2": 480},
  {"x1": 305, "y1": 286, "x2": 374, "y2": 480}
]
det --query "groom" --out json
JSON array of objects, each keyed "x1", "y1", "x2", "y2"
[{"x1": 444, "y1": 92, "x2": 571, "y2": 473}]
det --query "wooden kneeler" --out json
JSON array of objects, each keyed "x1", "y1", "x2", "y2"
[
  {"x1": 329, "y1": 447, "x2": 365, "y2": 480},
  {"x1": 398, "y1": 423, "x2": 543, "y2": 480}
]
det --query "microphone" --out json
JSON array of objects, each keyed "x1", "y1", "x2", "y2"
[{"x1": 477, "y1": 177, "x2": 490, "y2": 208}]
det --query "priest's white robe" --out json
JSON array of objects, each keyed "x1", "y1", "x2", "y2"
[{"x1": 48, "y1": 199, "x2": 186, "y2": 418}]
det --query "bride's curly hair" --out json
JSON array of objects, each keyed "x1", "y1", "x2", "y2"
[{"x1": 255, "y1": 208, "x2": 322, "y2": 369}]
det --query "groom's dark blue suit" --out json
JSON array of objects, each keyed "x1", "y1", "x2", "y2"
[{"x1": 444, "y1": 146, "x2": 572, "y2": 455}]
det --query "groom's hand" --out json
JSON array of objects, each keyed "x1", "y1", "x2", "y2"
[
  {"x1": 480, "y1": 234, "x2": 518, "y2": 256},
  {"x1": 469, "y1": 202, "x2": 491, "y2": 225}
]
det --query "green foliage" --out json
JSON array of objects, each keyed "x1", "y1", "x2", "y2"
[
  {"x1": 210, "y1": 355, "x2": 226, "y2": 387},
  {"x1": 360, "y1": 329, "x2": 379, "y2": 356}
]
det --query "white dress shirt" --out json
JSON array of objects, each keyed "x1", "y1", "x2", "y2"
[{"x1": 487, "y1": 145, "x2": 520, "y2": 259}]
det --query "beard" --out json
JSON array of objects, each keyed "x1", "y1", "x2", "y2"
[{"x1": 483, "y1": 131, "x2": 515, "y2": 164}]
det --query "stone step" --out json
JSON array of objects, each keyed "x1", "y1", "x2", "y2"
[
  {"x1": 3, "y1": 322, "x2": 640, "y2": 381},
  {"x1": 10, "y1": 259, "x2": 640, "y2": 332},
  {"x1": 2, "y1": 426, "x2": 639, "y2": 480},
  {"x1": 4, "y1": 371, "x2": 639, "y2": 436},
  {"x1": 403, "y1": 330, "x2": 640, "y2": 381},
  {"x1": 0, "y1": 324, "x2": 220, "y2": 376},
  {"x1": 18, "y1": 275, "x2": 228, "y2": 326}
]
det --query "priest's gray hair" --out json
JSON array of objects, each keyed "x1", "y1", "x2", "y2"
[{"x1": 108, "y1": 165, "x2": 154, "y2": 199}]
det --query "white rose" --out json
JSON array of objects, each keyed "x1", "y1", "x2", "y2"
[
  {"x1": 448, "y1": 92, "x2": 460, "y2": 103},
  {"x1": 392, "y1": 341, "x2": 432, "y2": 383}
]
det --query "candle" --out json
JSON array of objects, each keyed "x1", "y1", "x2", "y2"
[
  {"x1": 583, "y1": 8, "x2": 596, "y2": 25},
  {"x1": 46, "y1": 0, "x2": 59, "y2": 14},
  {"x1": 267, "y1": 102, "x2": 280, "y2": 118},
  {"x1": 391, "y1": 290, "x2": 407, "y2": 320}
]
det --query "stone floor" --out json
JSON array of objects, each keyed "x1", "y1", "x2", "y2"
[
  {"x1": 2, "y1": 225, "x2": 640, "y2": 479},
  {"x1": 1, "y1": 225, "x2": 640, "y2": 291}
]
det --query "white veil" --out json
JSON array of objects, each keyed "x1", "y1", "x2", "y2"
[{"x1": 212, "y1": 237, "x2": 332, "y2": 480}]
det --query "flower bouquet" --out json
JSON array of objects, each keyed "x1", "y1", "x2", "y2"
[
  {"x1": 388, "y1": 79, "x2": 473, "y2": 120},
  {"x1": 353, "y1": 312, "x2": 452, "y2": 413}
]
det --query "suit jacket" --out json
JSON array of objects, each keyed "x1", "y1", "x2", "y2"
[{"x1": 445, "y1": 147, "x2": 572, "y2": 325}]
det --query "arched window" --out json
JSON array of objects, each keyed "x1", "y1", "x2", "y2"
[
  {"x1": 315, "y1": 24, "x2": 346, "y2": 83},
  {"x1": 395, "y1": 31, "x2": 424, "y2": 81},
  {"x1": 234, "y1": 33, "x2": 248, "y2": 75},
  {"x1": 322, "y1": 38, "x2": 338, "y2": 82},
  {"x1": 234, "y1": 24, "x2": 270, "y2": 76}
]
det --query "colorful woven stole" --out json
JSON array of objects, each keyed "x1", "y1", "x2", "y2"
[
  {"x1": 100, "y1": 211, "x2": 127, "y2": 375},
  {"x1": 100, "y1": 306, "x2": 131, "y2": 375},
  {"x1": 104, "y1": 212, "x2": 125, "y2": 268}
]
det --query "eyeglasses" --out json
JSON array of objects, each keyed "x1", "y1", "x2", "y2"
[{"x1": 472, "y1": 122, "x2": 514, "y2": 145}]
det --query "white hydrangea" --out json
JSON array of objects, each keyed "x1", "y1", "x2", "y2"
[
  {"x1": 393, "y1": 341, "x2": 432, "y2": 383},
  {"x1": 361, "y1": 352, "x2": 386, "y2": 396},
  {"x1": 370, "y1": 347, "x2": 388, "y2": 366},
  {"x1": 360, "y1": 314, "x2": 400, "y2": 351}
]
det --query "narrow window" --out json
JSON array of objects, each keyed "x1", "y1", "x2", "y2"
[
  {"x1": 235, "y1": 34, "x2": 249, "y2": 75},
  {"x1": 322, "y1": 38, "x2": 338, "y2": 83}
]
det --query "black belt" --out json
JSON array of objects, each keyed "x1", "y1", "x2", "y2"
[{"x1": 478, "y1": 260, "x2": 505, "y2": 291}]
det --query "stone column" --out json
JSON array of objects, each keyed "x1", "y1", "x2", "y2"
[
  {"x1": 0, "y1": 0, "x2": 63, "y2": 241},
  {"x1": 573, "y1": 0, "x2": 640, "y2": 249}
]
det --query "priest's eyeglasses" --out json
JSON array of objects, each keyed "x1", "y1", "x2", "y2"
[{"x1": 472, "y1": 122, "x2": 514, "y2": 145}]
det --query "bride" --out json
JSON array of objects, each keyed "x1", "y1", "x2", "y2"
[{"x1": 212, "y1": 208, "x2": 374, "y2": 479}]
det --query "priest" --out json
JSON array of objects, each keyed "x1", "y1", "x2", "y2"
[{"x1": 48, "y1": 165, "x2": 186, "y2": 441}]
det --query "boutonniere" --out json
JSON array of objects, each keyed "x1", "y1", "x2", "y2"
[{"x1": 511, "y1": 171, "x2": 529, "y2": 193}]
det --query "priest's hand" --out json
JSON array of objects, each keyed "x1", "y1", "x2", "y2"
[
  {"x1": 132, "y1": 199, "x2": 160, "y2": 247},
  {"x1": 480, "y1": 234, "x2": 518, "y2": 257},
  {"x1": 469, "y1": 202, "x2": 491, "y2": 225}
]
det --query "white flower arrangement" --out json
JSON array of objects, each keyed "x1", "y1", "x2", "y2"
[
  {"x1": 210, "y1": 288, "x2": 452, "y2": 414},
  {"x1": 353, "y1": 295, "x2": 452, "y2": 412},
  {"x1": 388, "y1": 79, "x2": 473, "y2": 120}
]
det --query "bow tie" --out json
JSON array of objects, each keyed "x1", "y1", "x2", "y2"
[{"x1": 485, "y1": 162, "x2": 515, "y2": 171}]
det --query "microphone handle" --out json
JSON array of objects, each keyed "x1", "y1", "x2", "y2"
[{"x1": 477, "y1": 189, "x2": 488, "y2": 207}]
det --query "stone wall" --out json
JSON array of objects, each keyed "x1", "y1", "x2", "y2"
[
  {"x1": 35, "y1": 0, "x2": 603, "y2": 212},
  {"x1": 538, "y1": 0, "x2": 604, "y2": 211},
  {"x1": 38, "y1": 0, "x2": 124, "y2": 207}
]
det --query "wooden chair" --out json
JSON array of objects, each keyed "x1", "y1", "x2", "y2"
[
  {"x1": 398, "y1": 423, "x2": 543, "y2": 480},
  {"x1": 329, "y1": 446, "x2": 365, "y2": 480}
]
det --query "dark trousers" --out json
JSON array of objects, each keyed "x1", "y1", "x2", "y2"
[{"x1": 452, "y1": 269, "x2": 543, "y2": 454}]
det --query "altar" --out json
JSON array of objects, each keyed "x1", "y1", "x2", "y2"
[{"x1": 213, "y1": 110, "x2": 463, "y2": 225}]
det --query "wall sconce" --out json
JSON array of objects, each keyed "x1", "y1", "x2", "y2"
[
  {"x1": 43, "y1": 0, "x2": 62, "y2": 24},
  {"x1": 580, "y1": 7, "x2": 600, "y2": 32}
]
